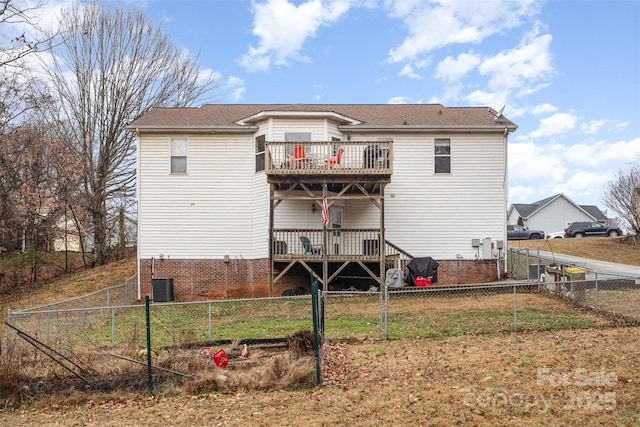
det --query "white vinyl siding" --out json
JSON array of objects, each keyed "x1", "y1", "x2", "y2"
[
  {"x1": 139, "y1": 134, "x2": 260, "y2": 259},
  {"x1": 363, "y1": 133, "x2": 506, "y2": 260},
  {"x1": 140, "y1": 119, "x2": 508, "y2": 263}
]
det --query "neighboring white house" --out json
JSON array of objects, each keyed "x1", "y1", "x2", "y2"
[
  {"x1": 129, "y1": 104, "x2": 517, "y2": 301},
  {"x1": 507, "y1": 193, "x2": 608, "y2": 234}
]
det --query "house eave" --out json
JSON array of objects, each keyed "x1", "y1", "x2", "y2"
[
  {"x1": 127, "y1": 125, "x2": 259, "y2": 134},
  {"x1": 338, "y1": 125, "x2": 518, "y2": 134}
]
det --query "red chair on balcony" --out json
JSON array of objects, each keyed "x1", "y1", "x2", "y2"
[
  {"x1": 289, "y1": 145, "x2": 312, "y2": 169},
  {"x1": 324, "y1": 147, "x2": 344, "y2": 169}
]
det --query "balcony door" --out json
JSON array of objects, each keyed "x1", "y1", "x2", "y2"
[{"x1": 329, "y1": 206, "x2": 343, "y2": 255}]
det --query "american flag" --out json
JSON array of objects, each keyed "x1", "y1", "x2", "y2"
[{"x1": 321, "y1": 184, "x2": 329, "y2": 227}]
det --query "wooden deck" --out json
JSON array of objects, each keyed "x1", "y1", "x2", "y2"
[{"x1": 265, "y1": 140, "x2": 393, "y2": 176}]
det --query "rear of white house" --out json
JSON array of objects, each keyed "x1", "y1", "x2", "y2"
[{"x1": 129, "y1": 104, "x2": 517, "y2": 301}]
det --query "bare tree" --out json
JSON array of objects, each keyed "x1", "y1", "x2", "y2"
[
  {"x1": 602, "y1": 161, "x2": 640, "y2": 243},
  {"x1": 44, "y1": 1, "x2": 216, "y2": 265},
  {"x1": 0, "y1": 123, "x2": 76, "y2": 252},
  {"x1": 0, "y1": 0, "x2": 53, "y2": 68}
]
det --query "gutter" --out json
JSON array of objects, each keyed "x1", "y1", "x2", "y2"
[
  {"x1": 338, "y1": 125, "x2": 518, "y2": 133},
  {"x1": 125, "y1": 125, "x2": 259, "y2": 134}
]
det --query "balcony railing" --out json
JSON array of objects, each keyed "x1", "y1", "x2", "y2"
[
  {"x1": 265, "y1": 141, "x2": 393, "y2": 175},
  {"x1": 272, "y1": 228, "x2": 409, "y2": 266}
]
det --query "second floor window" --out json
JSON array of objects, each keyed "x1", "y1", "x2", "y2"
[
  {"x1": 256, "y1": 135, "x2": 265, "y2": 172},
  {"x1": 171, "y1": 138, "x2": 188, "y2": 174},
  {"x1": 434, "y1": 138, "x2": 451, "y2": 174}
]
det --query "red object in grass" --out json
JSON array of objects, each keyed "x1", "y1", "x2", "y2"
[{"x1": 213, "y1": 349, "x2": 229, "y2": 367}]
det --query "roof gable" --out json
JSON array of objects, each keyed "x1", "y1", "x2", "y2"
[{"x1": 510, "y1": 193, "x2": 607, "y2": 221}]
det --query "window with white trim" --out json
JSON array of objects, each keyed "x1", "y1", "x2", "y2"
[
  {"x1": 434, "y1": 138, "x2": 451, "y2": 174},
  {"x1": 170, "y1": 138, "x2": 188, "y2": 174},
  {"x1": 255, "y1": 135, "x2": 265, "y2": 172}
]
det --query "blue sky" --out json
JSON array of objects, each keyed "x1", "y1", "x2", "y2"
[{"x1": 35, "y1": 0, "x2": 640, "y2": 212}]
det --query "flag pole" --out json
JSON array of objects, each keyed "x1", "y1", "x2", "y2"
[{"x1": 322, "y1": 182, "x2": 328, "y2": 292}]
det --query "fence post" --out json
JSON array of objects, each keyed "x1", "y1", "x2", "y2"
[
  {"x1": 145, "y1": 296, "x2": 153, "y2": 392},
  {"x1": 111, "y1": 307, "x2": 116, "y2": 346},
  {"x1": 311, "y1": 277, "x2": 322, "y2": 384},
  {"x1": 384, "y1": 283, "x2": 389, "y2": 340},
  {"x1": 525, "y1": 249, "x2": 530, "y2": 280},
  {"x1": 47, "y1": 306, "x2": 51, "y2": 345},
  {"x1": 513, "y1": 285, "x2": 518, "y2": 331},
  {"x1": 595, "y1": 272, "x2": 599, "y2": 311},
  {"x1": 208, "y1": 302, "x2": 212, "y2": 341},
  {"x1": 378, "y1": 289, "x2": 383, "y2": 340},
  {"x1": 6, "y1": 308, "x2": 11, "y2": 351}
]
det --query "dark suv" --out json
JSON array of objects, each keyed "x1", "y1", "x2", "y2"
[{"x1": 564, "y1": 221, "x2": 621, "y2": 238}]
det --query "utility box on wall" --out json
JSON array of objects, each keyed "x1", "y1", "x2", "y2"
[{"x1": 152, "y1": 278, "x2": 174, "y2": 302}]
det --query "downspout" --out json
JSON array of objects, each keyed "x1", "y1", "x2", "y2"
[
  {"x1": 136, "y1": 128, "x2": 142, "y2": 301},
  {"x1": 503, "y1": 127, "x2": 509, "y2": 277}
]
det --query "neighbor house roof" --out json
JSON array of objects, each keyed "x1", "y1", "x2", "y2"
[
  {"x1": 128, "y1": 104, "x2": 517, "y2": 133},
  {"x1": 510, "y1": 193, "x2": 607, "y2": 221},
  {"x1": 579, "y1": 205, "x2": 608, "y2": 221}
]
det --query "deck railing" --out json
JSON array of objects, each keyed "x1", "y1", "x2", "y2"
[
  {"x1": 265, "y1": 140, "x2": 393, "y2": 175},
  {"x1": 272, "y1": 228, "x2": 409, "y2": 267}
]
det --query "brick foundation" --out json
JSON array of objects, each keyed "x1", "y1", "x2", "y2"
[
  {"x1": 139, "y1": 258, "x2": 502, "y2": 301},
  {"x1": 435, "y1": 259, "x2": 502, "y2": 285}
]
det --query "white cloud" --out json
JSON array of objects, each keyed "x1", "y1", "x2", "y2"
[
  {"x1": 388, "y1": 96, "x2": 410, "y2": 104},
  {"x1": 509, "y1": 141, "x2": 566, "y2": 182},
  {"x1": 239, "y1": 0, "x2": 350, "y2": 72},
  {"x1": 531, "y1": 103, "x2": 558, "y2": 115},
  {"x1": 313, "y1": 83, "x2": 325, "y2": 100},
  {"x1": 529, "y1": 112, "x2": 579, "y2": 138},
  {"x1": 580, "y1": 119, "x2": 606, "y2": 134},
  {"x1": 424, "y1": 23, "x2": 555, "y2": 108},
  {"x1": 386, "y1": 0, "x2": 540, "y2": 63},
  {"x1": 465, "y1": 89, "x2": 508, "y2": 109},
  {"x1": 398, "y1": 63, "x2": 421, "y2": 79},
  {"x1": 565, "y1": 138, "x2": 640, "y2": 167},
  {"x1": 434, "y1": 52, "x2": 481, "y2": 83},
  {"x1": 478, "y1": 25, "x2": 554, "y2": 95},
  {"x1": 508, "y1": 185, "x2": 539, "y2": 203},
  {"x1": 552, "y1": 170, "x2": 611, "y2": 201},
  {"x1": 509, "y1": 136, "x2": 640, "y2": 206},
  {"x1": 223, "y1": 76, "x2": 246, "y2": 102}
]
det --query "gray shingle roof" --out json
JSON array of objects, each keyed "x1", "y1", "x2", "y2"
[
  {"x1": 512, "y1": 194, "x2": 607, "y2": 221},
  {"x1": 128, "y1": 104, "x2": 517, "y2": 130}
]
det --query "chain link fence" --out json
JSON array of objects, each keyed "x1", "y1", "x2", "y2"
[
  {"x1": 5, "y1": 255, "x2": 639, "y2": 354},
  {"x1": 508, "y1": 247, "x2": 640, "y2": 321},
  {"x1": 6, "y1": 295, "x2": 314, "y2": 353}
]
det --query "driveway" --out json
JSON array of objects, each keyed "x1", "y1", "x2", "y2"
[{"x1": 536, "y1": 250, "x2": 640, "y2": 279}]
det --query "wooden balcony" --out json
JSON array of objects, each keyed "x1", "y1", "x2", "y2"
[
  {"x1": 265, "y1": 141, "x2": 393, "y2": 176},
  {"x1": 272, "y1": 228, "x2": 409, "y2": 266}
]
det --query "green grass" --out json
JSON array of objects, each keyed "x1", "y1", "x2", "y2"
[
  {"x1": 383, "y1": 306, "x2": 599, "y2": 339},
  {"x1": 7, "y1": 292, "x2": 606, "y2": 351}
]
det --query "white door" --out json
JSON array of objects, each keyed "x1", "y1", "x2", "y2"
[{"x1": 330, "y1": 206, "x2": 343, "y2": 254}]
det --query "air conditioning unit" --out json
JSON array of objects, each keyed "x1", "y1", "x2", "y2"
[{"x1": 152, "y1": 278, "x2": 174, "y2": 302}]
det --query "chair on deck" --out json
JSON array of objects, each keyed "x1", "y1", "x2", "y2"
[
  {"x1": 324, "y1": 147, "x2": 344, "y2": 169},
  {"x1": 289, "y1": 145, "x2": 312, "y2": 169},
  {"x1": 300, "y1": 236, "x2": 322, "y2": 254}
]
